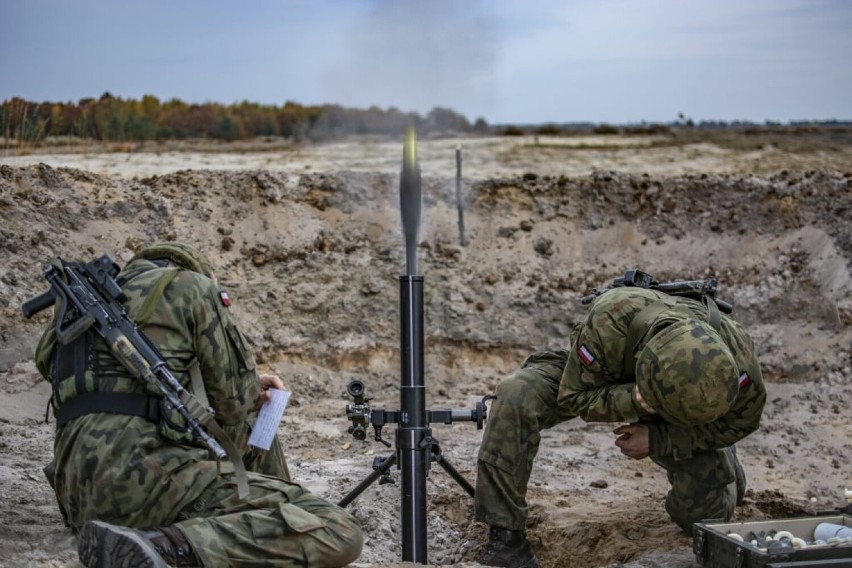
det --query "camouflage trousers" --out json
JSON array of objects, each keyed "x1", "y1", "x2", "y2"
[
  {"x1": 175, "y1": 471, "x2": 363, "y2": 567},
  {"x1": 173, "y1": 439, "x2": 362, "y2": 567},
  {"x1": 475, "y1": 350, "x2": 741, "y2": 534},
  {"x1": 50, "y1": 427, "x2": 363, "y2": 568}
]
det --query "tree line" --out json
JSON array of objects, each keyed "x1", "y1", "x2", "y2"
[{"x1": 1, "y1": 93, "x2": 489, "y2": 145}]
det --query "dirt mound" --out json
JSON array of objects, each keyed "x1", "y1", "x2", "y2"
[{"x1": 0, "y1": 149, "x2": 850, "y2": 567}]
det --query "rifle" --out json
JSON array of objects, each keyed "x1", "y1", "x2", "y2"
[
  {"x1": 580, "y1": 268, "x2": 734, "y2": 314},
  {"x1": 23, "y1": 255, "x2": 250, "y2": 498}
]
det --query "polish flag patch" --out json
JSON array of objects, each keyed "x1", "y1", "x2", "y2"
[
  {"x1": 219, "y1": 291, "x2": 232, "y2": 307},
  {"x1": 577, "y1": 344, "x2": 596, "y2": 366},
  {"x1": 738, "y1": 372, "x2": 751, "y2": 389}
]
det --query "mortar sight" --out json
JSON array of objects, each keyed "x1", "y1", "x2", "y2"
[
  {"x1": 345, "y1": 379, "x2": 370, "y2": 441},
  {"x1": 347, "y1": 379, "x2": 366, "y2": 403}
]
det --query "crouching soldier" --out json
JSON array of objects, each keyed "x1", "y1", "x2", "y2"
[
  {"x1": 33, "y1": 242, "x2": 364, "y2": 567},
  {"x1": 474, "y1": 286, "x2": 766, "y2": 567}
]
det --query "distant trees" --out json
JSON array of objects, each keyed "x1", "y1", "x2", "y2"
[
  {"x1": 1, "y1": 98, "x2": 49, "y2": 143},
  {"x1": 7, "y1": 94, "x2": 845, "y2": 147},
  {"x1": 0, "y1": 93, "x2": 487, "y2": 145}
]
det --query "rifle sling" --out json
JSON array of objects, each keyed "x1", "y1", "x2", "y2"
[
  {"x1": 134, "y1": 268, "x2": 181, "y2": 326},
  {"x1": 183, "y1": 363, "x2": 249, "y2": 500},
  {"x1": 180, "y1": 391, "x2": 251, "y2": 500},
  {"x1": 187, "y1": 359, "x2": 210, "y2": 409},
  {"x1": 704, "y1": 294, "x2": 722, "y2": 332},
  {"x1": 55, "y1": 391, "x2": 160, "y2": 427}
]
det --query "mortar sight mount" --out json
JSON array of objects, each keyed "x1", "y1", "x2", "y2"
[{"x1": 341, "y1": 378, "x2": 493, "y2": 505}]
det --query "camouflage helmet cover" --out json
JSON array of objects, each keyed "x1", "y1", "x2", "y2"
[
  {"x1": 130, "y1": 242, "x2": 215, "y2": 278},
  {"x1": 635, "y1": 318, "x2": 739, "y2": 427}
]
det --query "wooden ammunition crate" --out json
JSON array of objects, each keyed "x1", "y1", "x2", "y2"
[{"x1": 693, "y1": 514, "x2": 852, "y2": 568}]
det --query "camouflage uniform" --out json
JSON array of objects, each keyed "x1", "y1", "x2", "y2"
[
  {"x1": 476, "y1": 287, "x2": 766, "y2": 534},
  {"x1": 37, "y1": 253, "x2": 363, "y2": 567}
]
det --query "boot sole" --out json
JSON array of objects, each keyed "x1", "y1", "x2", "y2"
[{"x1": 78, "y1": 521, "x2": 168, "y2": 568}]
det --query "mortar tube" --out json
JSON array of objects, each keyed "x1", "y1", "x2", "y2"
[{"x1": 399, "y1": 274, "x2": 428, "y2": 563}]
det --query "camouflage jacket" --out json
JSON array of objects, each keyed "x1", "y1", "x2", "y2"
[
  {"x1": 557, "y1": 287, "x2": 766, "y2": 461},
  {"x1": 36, "y1": 258, "x2": 263, "y2": 530}
]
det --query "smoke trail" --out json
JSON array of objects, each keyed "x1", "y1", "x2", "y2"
[{"x1": 322, "y1": 0, "x2": 498, "y2": 120}]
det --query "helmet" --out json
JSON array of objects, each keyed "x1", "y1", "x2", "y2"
[
  {"x1": 130, "y1": 242, "x2": 215, "y2": 278},
  {"x1": 635, "y1": 318, "x2": 738, "y2": 426}
]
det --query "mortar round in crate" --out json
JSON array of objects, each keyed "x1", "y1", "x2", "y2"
[{"x1": 693, "y1": 514, "x2": 852, "y2": 568}]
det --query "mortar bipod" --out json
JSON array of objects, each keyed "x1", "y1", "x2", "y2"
[{"x1": 339, "y1": 379, "x2": 494, "y2": 507}]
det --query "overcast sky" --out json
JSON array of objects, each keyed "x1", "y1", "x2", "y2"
[{"x1": 1, "y1": 0, "x2": 850, "y2": 125}]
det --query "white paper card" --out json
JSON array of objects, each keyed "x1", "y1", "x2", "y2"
[{"x1": 248, "y1": 389, "x2": 291, "y2": 450}]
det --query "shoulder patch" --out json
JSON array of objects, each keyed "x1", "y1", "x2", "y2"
[
  {"x1": 738, "y1": 372, "x2": 751, "y2": 389},
  {"x1": 578, "y1": 344, "x2": 596, "y2": 366},
  {"x1": 219, "y1": 290, "x2": 232, "y2": 307}
]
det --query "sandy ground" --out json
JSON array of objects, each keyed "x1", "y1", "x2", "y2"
[{"x1": 1, "y1": 132, "x2": 851, "y2": 567}]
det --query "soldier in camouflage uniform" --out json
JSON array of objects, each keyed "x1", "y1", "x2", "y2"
[
  {"x1": 474, "y1": 287, "x2": 766, "y2": 568},
  {"x1": 35, "y1": 243, "x2": 363, "y2": 567}
]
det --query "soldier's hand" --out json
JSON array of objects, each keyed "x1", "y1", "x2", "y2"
[
  {"x1": 613, "y1": 423, "x2": 650, "y2": 459},
  {"x1": 259, "y1": 373, "x2": 287, "y2": 402}
]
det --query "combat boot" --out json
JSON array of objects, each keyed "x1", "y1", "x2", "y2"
[
  {"x1": 476, "y1": 526, "x2": 540, "y2": 568},
  {"x1": 78, "y1": 520, "x2": 200, "y2": 568}
]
